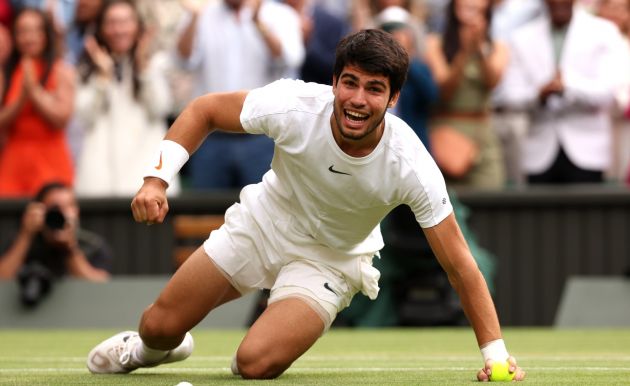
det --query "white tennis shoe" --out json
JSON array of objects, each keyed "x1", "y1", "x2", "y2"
[{"x1": 87, "y1": 330, "x2": 194, "y2": 374}]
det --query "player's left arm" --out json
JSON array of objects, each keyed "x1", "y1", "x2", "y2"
[{"x1": 423, "y1": 213, "x2": 525, "y2": 381}]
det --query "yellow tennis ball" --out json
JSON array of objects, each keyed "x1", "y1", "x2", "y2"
[{"x1": 489, "y1": 361, "x2": 515, "y2": 381}]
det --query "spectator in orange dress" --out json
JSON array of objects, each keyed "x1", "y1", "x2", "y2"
[{"x1": 0, "y1": 7, "x2": 75, "y2": 197}]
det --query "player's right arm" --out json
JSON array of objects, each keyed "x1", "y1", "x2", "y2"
[
  {"x1": 164, "y1": 91, "x2": 249, "y2": 154},
  {"x1": 131, "y1": 91, "x2": 249, "y2": 224}
]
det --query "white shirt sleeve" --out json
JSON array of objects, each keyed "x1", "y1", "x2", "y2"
[
  {"x1": 240, "y1": 79, "x2": 295, "y2": 138},
  {"x1": 240, "y1": 79, "x2": 330, "y2": 144},
  {"x1": 400, "y1": 141, "x2": 453, "y2": 228}
]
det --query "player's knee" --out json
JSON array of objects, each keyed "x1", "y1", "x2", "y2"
[
  {"x1": 139, "y1": 304, "x2": 186, "y2": 341},
  {"x1": 236, "y1": 346, "x2": 288, "y2": 379}
]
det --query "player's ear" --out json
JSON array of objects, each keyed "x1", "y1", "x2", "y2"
[{"x1": 388, "y1": 92, "x2": 400, "y2": 108}]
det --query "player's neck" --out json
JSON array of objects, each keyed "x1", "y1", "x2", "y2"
[{"x1": 329, "y1": 115, "x2": 384, "y2": 158}]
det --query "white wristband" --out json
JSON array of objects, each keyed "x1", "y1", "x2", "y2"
[
  {"x1": 144, "y1": 140, "x2": 189, "y2": 186},
  {"x1": 480, "y1": 339, "x2": 509, "y2": 362}
]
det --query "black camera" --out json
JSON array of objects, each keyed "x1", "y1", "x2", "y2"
[
  {"x1": 44, "y1": 206, "x2": 66, "y2": 230},
  {"x1": 18, "y1": 263, "x2": 54, "y2": 308}
]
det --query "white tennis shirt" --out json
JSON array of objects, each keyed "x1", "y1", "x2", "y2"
[{"x1": 240, "y1": 79, "x2": 452, "y2": 256}]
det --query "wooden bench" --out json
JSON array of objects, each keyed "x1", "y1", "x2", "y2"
[{"x1": 172, "y1": 215, "x2": 224, "y2": 267}]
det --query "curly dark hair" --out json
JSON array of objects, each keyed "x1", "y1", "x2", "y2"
[{"x1": 333, "y1": 29, "x2": 409, "y2": 99}]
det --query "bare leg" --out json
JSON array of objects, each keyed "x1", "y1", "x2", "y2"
[
  {"x1": 139, "y1": 246, "x2": 241, "y2": 350},
  {"x1": 235, "y1": 297, "x2": 326, "y2": 379}
]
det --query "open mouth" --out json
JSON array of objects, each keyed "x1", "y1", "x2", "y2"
[{"x1": 344, "y1": 109, "x2": 369, "y2": 123}]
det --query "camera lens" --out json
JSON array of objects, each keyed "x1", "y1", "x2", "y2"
[{"x1": 44, "y1": 206, "x2": 66, "y2": 230}]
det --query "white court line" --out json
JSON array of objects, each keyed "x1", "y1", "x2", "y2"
[
  {"x1": 2, "y1": 367, "x2": 630, "y2": 374},
  {"x1": 0, "y1": 357, "x2": 87, "y2": 362},
  {"x1": 3, "y1": 355, "x2": 630, "y2": 362},
  {"x1": 295, "y1": 355, "x2": 630, "y2": 362}
]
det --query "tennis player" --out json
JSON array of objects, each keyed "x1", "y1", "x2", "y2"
[{"x1": 86, "y1": 29, "x2": 525, "y2": 381}]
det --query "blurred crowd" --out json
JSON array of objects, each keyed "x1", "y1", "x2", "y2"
[{"x1": 0, "y1": 0, "x2": 629, "y2": 199}]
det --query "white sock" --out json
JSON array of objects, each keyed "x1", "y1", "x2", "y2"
[{"x1": 132, "y1": 341, "x2": 169, "y2": 365}]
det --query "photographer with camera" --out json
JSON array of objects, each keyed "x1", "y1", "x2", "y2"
[{"x1": 0, "y1": 182, "x2": 111, "y2": 306}]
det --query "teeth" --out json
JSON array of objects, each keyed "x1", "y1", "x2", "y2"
[{"x1": 345, "y1": 110, "x2": 368, "y2": 120}]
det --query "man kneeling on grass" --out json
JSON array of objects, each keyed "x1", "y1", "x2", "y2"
[{"x1": 86, "y1": 29, "x2": 525, "y2": 382}]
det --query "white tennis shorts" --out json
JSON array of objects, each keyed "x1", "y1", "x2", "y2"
[{"x1": 203, "y1": 201, "x2": 380, "y2": 330}]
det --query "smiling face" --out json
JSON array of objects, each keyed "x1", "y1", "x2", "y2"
[
  {"x1": 329, "y1": 30, "x2": 408, "y2": 155},
  {"x1": 331, "y1": 65, "x2": 399, "y2": 155}
]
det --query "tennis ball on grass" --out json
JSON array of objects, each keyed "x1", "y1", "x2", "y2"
[{"x1": 489, "y1": 361, "x2": 515, "y2": 381}]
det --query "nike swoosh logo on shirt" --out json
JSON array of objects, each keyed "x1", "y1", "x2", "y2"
[
  {"x1": 154, "y1": 152, "x2": 163, "y2": 170},
  {"x1": 328, "y1": 165, "x2": 351, "y2": 176}
]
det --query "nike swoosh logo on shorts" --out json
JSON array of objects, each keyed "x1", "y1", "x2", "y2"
[
  {"x1": 324, "y1": 282, "x2": 338, "y2": 296},
  {"x1": 154, "y1": 152, "x2": 163, "y2": 170},
  {"x1": 328, "y1": 165, "x2": 351, "y2": 176}
]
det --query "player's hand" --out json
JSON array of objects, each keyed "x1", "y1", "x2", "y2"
[
  {"x1": 131, "y1": 177, "x2": 169, "y2": 225},
  {"x1": 477, "y1": 356, "x2": 525, "y2": 382}
]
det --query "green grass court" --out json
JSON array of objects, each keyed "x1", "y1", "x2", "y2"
[{"x1": 1, "y1": 328, "x2": 629, "y2": 385}]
